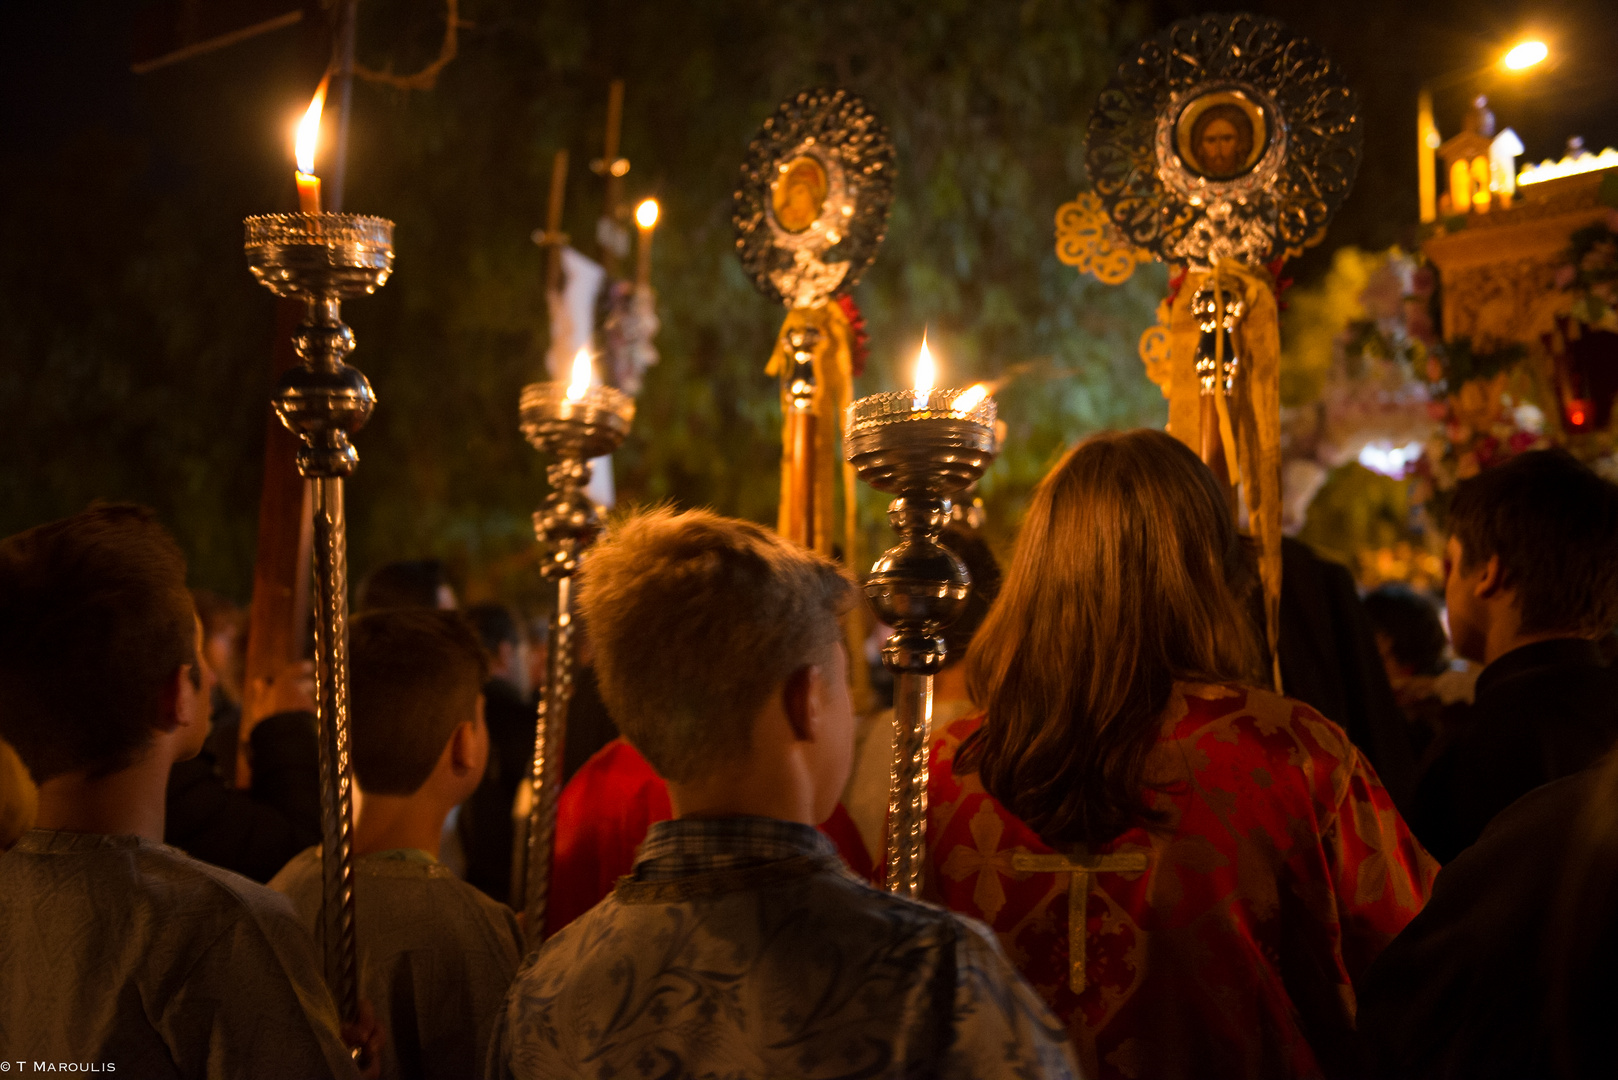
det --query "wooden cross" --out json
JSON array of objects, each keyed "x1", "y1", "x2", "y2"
[
  {"x1": 1011, "y1": 849, "x2": 1149, "y2": 994},
  {"x1": 590, "y1": 79, "x2": 630, "y2": 277},
  {"x1": 531, "y1": 150, "x2": 571, "y2": 294}
]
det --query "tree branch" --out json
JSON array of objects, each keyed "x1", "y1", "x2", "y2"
[{"x1": 351, "y1": 0, "x2": 466, "y2": 92}]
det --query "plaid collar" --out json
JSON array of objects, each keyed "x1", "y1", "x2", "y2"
[{"x1": 631, "y1": 815, "x2": 835, "y2": 883}]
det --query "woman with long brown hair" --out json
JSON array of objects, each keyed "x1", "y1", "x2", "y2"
[{"x1": 926, "y1": 430, "x2": 1435, "y2": 1080}]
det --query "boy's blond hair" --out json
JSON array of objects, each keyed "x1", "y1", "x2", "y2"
[{"x1": 579, "y1": 508, "x2": 853, "y2": 784}]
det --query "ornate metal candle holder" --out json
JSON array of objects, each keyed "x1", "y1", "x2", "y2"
[
  {"x1": 244, "y1": 212, "x2": 393, "y2": 1025},
  {"x1": 514, "y1": 381, "x2": 635, "y2": 940},
  {"x1": 845, "y1": 387, "x2": 996, "y2": 896}
]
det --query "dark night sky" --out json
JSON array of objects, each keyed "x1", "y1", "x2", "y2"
[{"x1": 6, "y1": 1, "x2": 1616, "y2": 278}]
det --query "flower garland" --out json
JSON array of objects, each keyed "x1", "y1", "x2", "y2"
[{"x1": 1558, "y1": 215, "x2": 1618, "y2": 331}]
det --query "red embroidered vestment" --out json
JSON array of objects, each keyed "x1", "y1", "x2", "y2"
[{"x1": 927, "y1": 682, "x2": 1438, "y2": 1080}]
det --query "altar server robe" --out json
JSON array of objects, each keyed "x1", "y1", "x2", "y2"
[
  {"x1": 927, "y1": 682, "x2": 1437, "y2": 1080},
  {"x1": 271, "y1": 847, "x2": 522, "y2": 1080},
  {"x1": 0, "y1": 830, "x2": 358, "y2": 1078}
]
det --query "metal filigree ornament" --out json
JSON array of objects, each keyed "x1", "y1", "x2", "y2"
[
  {"x1": 1192, "y1": 285, "x2": 1245, "y2": 393},
  {"x1": 1086, "y1": 13, "x2": 1362, "y2": 269},
  {"x1": 1055, "y1": 192, "x2": 1153, "y2": 285},
  {"x1": 734, "y1": 88, "x2": 894, "y2": 310}
]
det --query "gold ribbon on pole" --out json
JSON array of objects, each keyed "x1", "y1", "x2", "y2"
[
  {"x1": 1166, "y1": 260, "x2": 1284, "y2": 691},
  {"x1": 766, "y1": 302, "x2": 858, "y2": 560},
  {"x1": 766, "y1": 301, "x2": 872, "y2": 710}
]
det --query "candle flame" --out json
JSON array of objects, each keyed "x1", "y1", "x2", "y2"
[
  {"x1": 953, "y1": 383, "x2": 989, "y2": 413},
  {"x1": 295, "y1": 75, "x2": 329, "y2": 177},
  {"x1": 635, "y1": 198, "x2": 660, "y2": 229},
  {"x1": 911, "y1": 333, "x2": 936, "y2": 410},
  {"x1": 566, "y1": 348, "x2": 593, "y2": 401}
]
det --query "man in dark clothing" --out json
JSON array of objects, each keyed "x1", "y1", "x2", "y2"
[
  {"x1": 164, "y1": 665, "x2": 322, "y2": 883},
  {"x1": 165, "y1": 711, "x2": 321, "y2": 883},
  {"x1": 1278, "y1": 536, "x2": 1420, "y2": 810},
  {"x1": 1408, "y1": 449, "x2": 1618, "y2": 863},
  {"x1": 1359, "y1": 757, "x2": 1618, "y2": 1078},
  {"x1": 459, "y1": 602, "x2": 535, "y2": 904}
]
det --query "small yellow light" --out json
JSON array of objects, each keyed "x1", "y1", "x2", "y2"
[
  {"x1": 1518, "y1": 146, "x2": 1618, "y2": 186},
  {"x1": 1503, "y1": 40, "x2": 1548, "y2": 71},
  {"x1": 635, "y1": 199, "x2": 659, "y2": 229},
  {"x1": 566, "y1": 348, "x2": 592, "y2": 401}
]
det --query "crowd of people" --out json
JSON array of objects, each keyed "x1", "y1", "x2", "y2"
[{"x1": 2, "y1": 434, "x2": 1617, "y2": 1079}]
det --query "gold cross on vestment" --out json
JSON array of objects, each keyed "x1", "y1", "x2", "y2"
[{"x1": 1011, "y1": 849, "x2": 1149, "y2": 994}]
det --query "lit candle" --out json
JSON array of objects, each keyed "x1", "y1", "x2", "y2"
[
  {"x1": 911, "y1": 333, "x2": 936, "y2": 411},
  {"x1": 566, "y1": 347, "x2": 593, "y2": 401},
  {"x1": 294, "y1": 76, "x2": 328, "y2": 214},
  {"x1": 634, "y1": 199, "x2": 659, "y2": 287}
]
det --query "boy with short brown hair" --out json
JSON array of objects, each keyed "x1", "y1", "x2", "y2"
[
  {"x1": 272, "y1": 608, "x2": 522, "y2": 1080},
  {"x1": 0, "y1": 505, "x2": 362, "y2": 1078}
]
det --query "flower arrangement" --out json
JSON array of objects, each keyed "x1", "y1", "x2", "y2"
[
  {"x1": 1412, "y1": 334, "x2": 1547, "y2": 505},
  {"x1": 1557, "y1": 214, "x2": 1618, "y2": 332},
  {"x1": 1280, "y1": 249, "x2": 1436, "y2": 477}
]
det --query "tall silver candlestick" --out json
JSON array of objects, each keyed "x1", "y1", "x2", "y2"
[
  {"x1": 845, "y1": 386, "x2": 996, "y2": 897},
  {"x1": 244, "y1": 212, "x2": 393, "y2": 1024},
  {"x1": 513, "y1": 380, "x2": 634, "y2": 941}
]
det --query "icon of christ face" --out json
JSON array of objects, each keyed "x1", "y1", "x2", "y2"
[
  {"x1": 1198, "y1": 118, "x2": 1240, "y2": 175},
  {"x1": 1188, "y1": 103, "x2": 1257, "y2": 179}
]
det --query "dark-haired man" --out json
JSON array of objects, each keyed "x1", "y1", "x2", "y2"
[
  {"x1": 1408, "y1": 448, "x2": 1618, "y2": 862},
  {"x1": 0, "y1": 505, "x2": 367, "y2": 1077},
  {"x1": 458, "y1": 602, "x2": 534, "y2": 903},
  {"x1": 272, "y1": 608, "x2": 521, "y2": 1080},
  {"x1": 490, "y1": 508, "x2": 1077, "y2": 1079}
]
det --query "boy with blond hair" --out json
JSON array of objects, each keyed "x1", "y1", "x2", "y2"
[{"x1": 490, "y1": 508, "x2": 1077, "y2": 1079}]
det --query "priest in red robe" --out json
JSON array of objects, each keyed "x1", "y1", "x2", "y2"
[{"x1": 924, "y1": 431, "x2": 1437, "y2": 1079}]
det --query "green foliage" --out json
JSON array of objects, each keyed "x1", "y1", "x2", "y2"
[
  {"x1": 1, "y1": 0, "x2": 1167, "y2": 598},
  {"x1": 1279, "y1": 245, "x2": 1380, "y2": 408},
  {"x1": 1561, "y1": 220, "x2": 1618, "y2": 329},
  {"x1": 1296, "y1": 463, "x2": 1415, "y2": 568},
  {"x1": 1436, "y1": 337, "x2": 1527, "y2": 389}
]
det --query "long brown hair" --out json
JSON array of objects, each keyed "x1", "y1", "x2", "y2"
[{"x1": 957, "y1": 429, "x2": 1262, "y2": 847}]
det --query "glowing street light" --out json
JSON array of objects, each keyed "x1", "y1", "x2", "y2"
[
  {"x1": 1502, "y1": 40, "x2": 1549, "y2": 71},
  {"x1": 1418, "y1": 40, "x2": 1551, "y2": 223}
]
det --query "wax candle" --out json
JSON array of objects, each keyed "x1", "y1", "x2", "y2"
[{"x1": 294, "y1": 76, "x2": 328, "y2": 214}]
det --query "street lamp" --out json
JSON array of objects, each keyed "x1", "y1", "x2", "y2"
[
  {"x1": 1502, "y1": 40, "x2": 1549, "y2": 72},
  {"x1": 1418, "y1": 39, "x2": 1549, "y2": 222}
]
